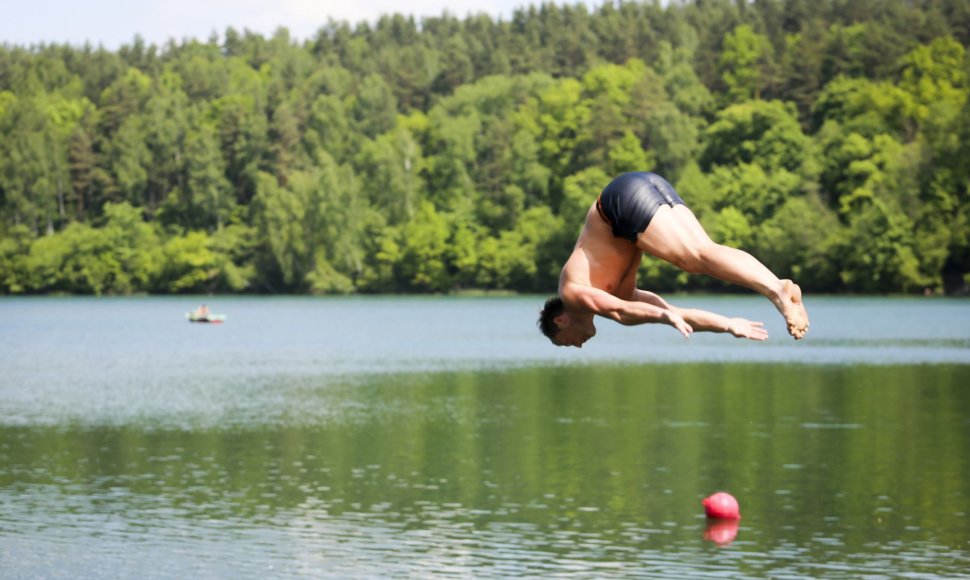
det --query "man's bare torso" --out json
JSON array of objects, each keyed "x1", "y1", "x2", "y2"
[{"x1": 558, "y1": 202, "x2": 641, "y2": 309}]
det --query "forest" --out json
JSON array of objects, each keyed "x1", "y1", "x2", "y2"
[{"x1": 1, "y1": 0, "x2": 969, "y2": 295}]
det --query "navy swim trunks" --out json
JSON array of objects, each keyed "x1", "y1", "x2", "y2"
[{"x1": 595, "y1": 172, "x2": 686, "y2": 241}]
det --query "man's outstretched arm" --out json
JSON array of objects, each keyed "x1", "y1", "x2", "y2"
[
  {"x1": 675, "y1": 308, "x2": 768, "y2": 340},
  {"x1": 563, "y1": 283, "x2": 693, "y2": 337},
  {"x1": 631, "y1": 289, "x2": 768, "y2": 341}
]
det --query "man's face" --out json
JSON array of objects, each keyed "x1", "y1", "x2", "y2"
[{"x1": 552, "y1": 312, "x2": 596, "y2": 348}]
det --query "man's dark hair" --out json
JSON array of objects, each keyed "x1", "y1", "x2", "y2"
[{"x1": 538, "y1": 296, "x2": 565, "y2": 342}]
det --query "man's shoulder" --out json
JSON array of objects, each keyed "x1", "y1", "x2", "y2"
[
  {"x1": 559, "y1": 280, "x2": 587, "y2": 303},
  {"x1": 561, "y1": 281, "x2": 605, "y2": 310}
]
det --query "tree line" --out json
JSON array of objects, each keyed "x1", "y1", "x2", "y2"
[{"x1": 1, "y1": 0, "x2": 969, "y2": 295}]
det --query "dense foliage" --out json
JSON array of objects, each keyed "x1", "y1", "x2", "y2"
[{"x1": 2, "y1": 0, "x2": 969, "y2": 295}]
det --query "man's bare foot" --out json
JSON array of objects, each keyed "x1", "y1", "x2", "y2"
[{"x1": 774, "y1": 280, "x2": 809, "y2": 339}]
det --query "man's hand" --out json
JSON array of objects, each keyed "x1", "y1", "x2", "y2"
[
  {"x1": 662, "y1": 309, "x2": 693, "y2": 338},
  {"x1": 727, "y1": 318, "x2": 768, "y2": 341}
]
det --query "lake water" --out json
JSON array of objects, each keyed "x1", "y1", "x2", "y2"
[{"x1": 1, "y1": 295, "x2": 969, "y2": 578}]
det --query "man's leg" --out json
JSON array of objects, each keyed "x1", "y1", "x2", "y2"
[{"x1": 637, "y1": 205, "x2": 809, "y2": 338}]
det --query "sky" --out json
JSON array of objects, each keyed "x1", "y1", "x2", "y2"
[{"x1": 1, "y1": 0, "x2": 599, "y2": 50}]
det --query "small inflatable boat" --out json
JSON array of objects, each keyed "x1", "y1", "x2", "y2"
[{"x1": 186, "y1": 312, "x2": 227, "y2": 323}]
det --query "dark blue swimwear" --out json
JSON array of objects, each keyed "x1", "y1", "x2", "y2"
[{"x1": 595, "y1": 172, "x2": 686, "y2": 241}]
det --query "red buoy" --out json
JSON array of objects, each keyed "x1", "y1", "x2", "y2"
[{"x1": 703, "y1": 492, "x2": 741, "y2": 520}]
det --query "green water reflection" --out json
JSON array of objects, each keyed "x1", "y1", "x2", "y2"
[{"x1": 2, "y1": 363, "x2": 969, "y2": 577}]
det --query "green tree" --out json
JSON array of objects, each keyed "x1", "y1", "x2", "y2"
[
  {"x1": 98, "y1": 67, "x2": 151, "y2": 134},
  {"x1": 353, "y1": 73, "x2": 399, "y2": 138},
  {"x1": 108, "y1": 115, "x2": 150, "y2": 207},
  {"x1": 835, "y1": 199, "x2": 929, "y2": 292},
  {"x1": 779, "y1": 18, "x2": 828, "y2": 117},
  {"x1": 142, "y1": 70, "x2": 191, "y2": 213},
  {"x1": 304, "y1": 93, "x2": 354, "y2": 163},
  {"x1": 251, "y1": 152, "x2": 366, "y2": 293},
  {"x1": 163, "y1": 122, "x2": 234, "y2": 230},
  {"x1": 24, "y1": 202, "x2": 161, "y2": 294},
  {"x1": 66, "y1": 116, "x2": 104, "y2": 220},
  {"x1": 0, "y1": 95, "x2": 73, "y2": 234},
  {"x1": 574, "y1": 60, "x2": 664, "y2": 174},
  {"x1": 355, "y1": 120, "x2": 424, "y2": 225},
  {"x1": 208, "y1": 223, "x2": 257, "y2": 291},
  {"x1": 707, "y1": 162, "x2": 802, "y2": 222},
  {"x1": 753, "y1": 194, "x2": 843, "y2": 289},
  {"x1": 560, "y1": 166, "x2": 609, "y2": 232},
  {"x1": 701, "y1": 99, "x2": 812, "y2": 174},
  {"x1": 719, "y1": 24, "x2": 774, "y2": 102},
  {"x1": 398, "y1": 201, "x2": 453, "y2": 292},
  {"x1": 158, "y1": 231, "x2": 218, "y2": 292},
  {"x1": 0, "y1": 225, "x2": 34, "y2": 293},
  {"x1": 208, "y1": 92, "x2": 269, "y2": 202},
  {"x1": 515, "y1": 77, "x2": 588, "y2": 188}
]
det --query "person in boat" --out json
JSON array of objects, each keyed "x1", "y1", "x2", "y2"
[
  {"x1": 538, "y1": 172, "x2": 809, "y2": 348},
  {"x1": 193, "y1": 304, "x2": 211, "y2": 318}
]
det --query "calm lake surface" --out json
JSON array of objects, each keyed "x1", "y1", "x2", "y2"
[{"x1": 1, "y1": 295, "x2": 969, "y2": 578}]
